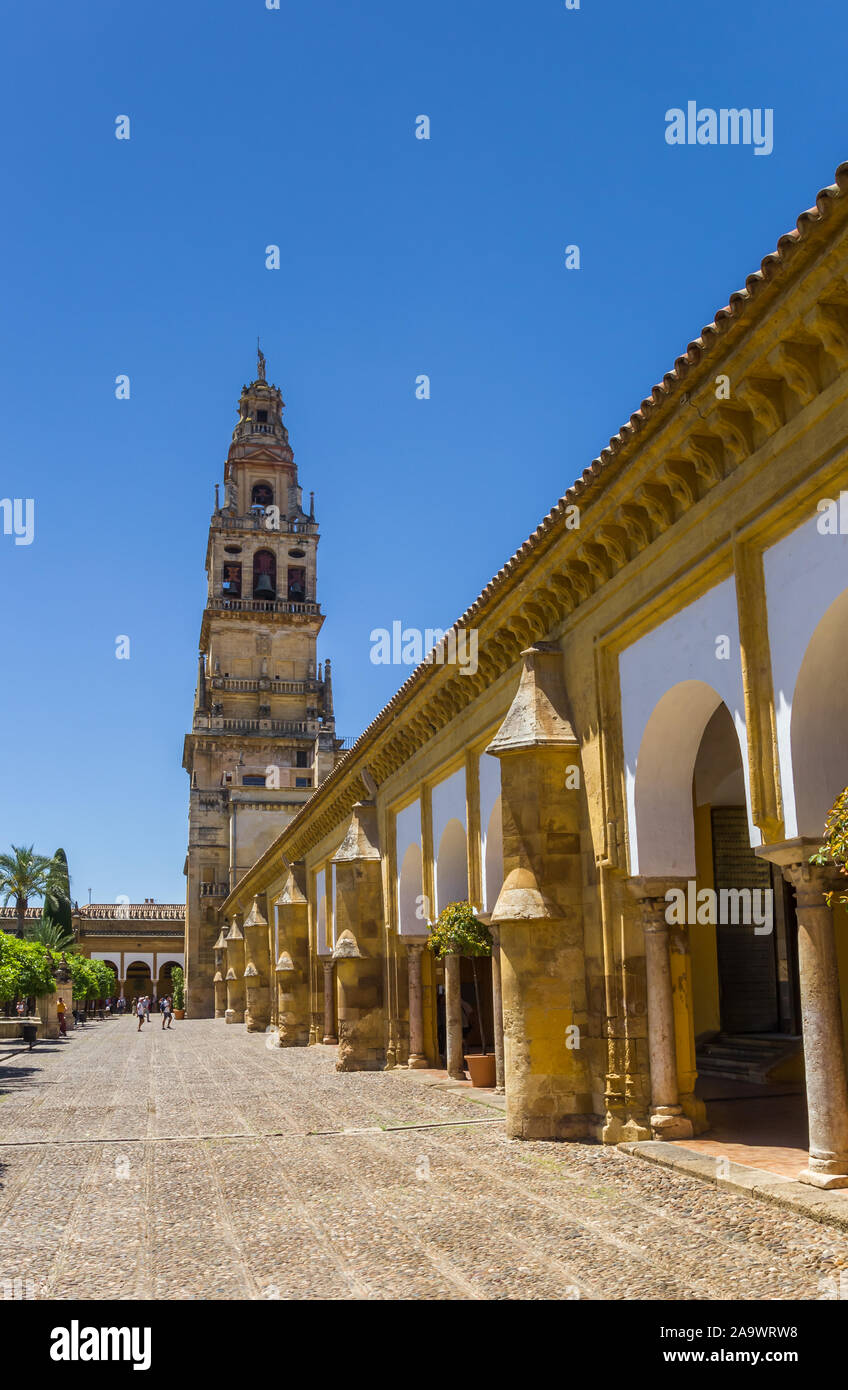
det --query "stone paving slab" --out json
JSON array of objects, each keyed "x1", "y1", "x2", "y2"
[
  {"x1": 1, "y1": 1019, "x2": 847, "y2": 1300},
  {"x1": 621, "y1": 1139, "x2": 848, "y2": 1233}
]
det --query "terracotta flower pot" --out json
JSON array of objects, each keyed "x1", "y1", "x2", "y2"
[
  {"x1": 173, "y1": 1009, "x2": 185, "y2": 1020},
  {"x1": 464, "y1": 1052, "x2": 496, "y2": 1087}
]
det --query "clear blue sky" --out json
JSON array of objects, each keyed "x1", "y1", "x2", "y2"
[{"x1": 0, "y1": 0, "x2": 843, "y2": 904}]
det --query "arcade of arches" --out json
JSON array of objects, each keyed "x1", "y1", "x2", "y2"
[
  {"x1": 72, "y1": 902, "x2": 185, "y2": 1002},
  {"x1": 204, "y1": 164, "x2": 848, "y2": 1191}
]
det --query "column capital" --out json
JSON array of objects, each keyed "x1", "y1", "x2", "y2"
[
  {"x1": 404, "y1": 937, "x2": 427, "y2": 955},
  {"x1": 755, "y1": 839, "x2": 843, "y2": 902},
  {"x1": 627, "y1": 876, "x2": 688, "y2": 930}
]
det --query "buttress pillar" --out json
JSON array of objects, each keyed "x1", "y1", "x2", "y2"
[
  {"x1": 243, "y1": 895, "x2": 271, "y2": 1033},
  {"x1": 212, "y1": 928, "x2": 227, "y2": 1019},
  {"x1": 487, "y1": 644, "x2": 594, "y2": 1140},
  {"x1": 274, "y1": 866, "x2": 311, "y2": 1046},
  {"x1": 224, "y1": 917, "x2": 245, "y2": 1024},
  {"x1": 331, "y1": 801, "x2": 386, "y2": 1071}
]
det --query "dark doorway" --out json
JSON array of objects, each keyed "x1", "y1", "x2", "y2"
[{"x1": 712, "y1": 806, "x2": 799, "y2": 1034}]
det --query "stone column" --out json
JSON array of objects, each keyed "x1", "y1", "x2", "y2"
[
  {"x1": 212, "y1": 929, "x2": 227, "y2": 1019},
  {"x1": 756, "y1": 840, "x2": 848, "y2": 1189},
  {"x1": 488, "y1": 644, "x2": 595, "y2": 1140},
  {"x1": 224, "y1": 917, "x2": 245, "y2": 1024},
  {"x1": 274, "y1": 866, "x2": 311, "y2": 1046},
  {"x1": 321, "y1": 959, "x2": 337, "y2": 1044},
  {"x1": 38, "y1": 992, "x2": 59, "y2": 1040},
  {"x1": 406, "y1": 940, "x2": 428, "y2": 1069},
  {"x1": 331, "y1": 802, "x2": 386, "y2": 1071},
  {"x1": 628, "y1": 879, "x2": 694, "y2": 1140},
  {"x1": 444, "y1": 953, "x2": 464, "y2": 1080},
  {"x1": 243, "y1": 895, "x2": 271, "y2": 1033},
  {"x1": 490, "y1": 923, "x2": 506, "y2": 1093}
]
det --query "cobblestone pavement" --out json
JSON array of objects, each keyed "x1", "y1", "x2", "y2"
[{"x1": 1, "y1": 1018, "x2": 846, "y2": 1301}]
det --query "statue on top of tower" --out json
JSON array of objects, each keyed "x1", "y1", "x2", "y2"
[{"x1": 257, "y1": 339, "x2": 266, "y2": 382}]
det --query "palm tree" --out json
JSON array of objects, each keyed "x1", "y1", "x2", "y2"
[
  {"x1": 24, "y1": 917, "x2": 76, "y2": 951},
  {"x1": 0, "y1": 845, "x2": 58, "y2": 938}
]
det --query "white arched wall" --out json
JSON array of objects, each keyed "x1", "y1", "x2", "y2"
[
  {"x1": 314, "y1": 868, "x2": 328, "y2": 954},
  {"x1": 398, "y1": 842, "x2": 424, "y2": 934},
  {"x1": 436, "y1": 819, "x2": 468, "y2": 911},
  {"x1": 763, "y1": 510, "x2": 848, "y2": 838},
  {"x1": 395, "y1": 799, "x2": 423, "y2": 931},
  {"x1": 483, "y1": 799, "x2": 503, "y2": 914},
  {"x1": 790, "y1": 588, "x2": 848, "y2": 837},
  {"x1": 479, "y1": 753, "x2": 503, "y2": 914},
  {"x1": 432, "y1": 768, "x2": 468, "y2": 914},
  {"x1": 619, "y1": 576, "x2": 756, "y2": 876}
]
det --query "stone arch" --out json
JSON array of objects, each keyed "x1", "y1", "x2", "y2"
[
  {"x1": 632, "y1": 679, "x2": 753, "y2": 876},
  {"x1": 100, "y1": 960, "x2": 119, "y2": 997},
  {"x1": 789, "y1": 586, "x2": 848, "y2": 838},
  {"x1": 398, "y1": 842, "x2": 424, "y2": 934},
  {"x1": 125, "y1": 960, "x2": 152, "y2": 996},
  {"x1": 157, "y1": 959, "x2": 182, "y2": 993},
  {"x1": 436, "y1": 818, "x2": 468, "y2": 914}
]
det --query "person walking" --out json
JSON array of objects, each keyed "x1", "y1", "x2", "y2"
[
  {"x1": 57, "y1": 997, "x2": 67, "y2": 1037},
  {"x1": 161, "y1": 996, "x2": 173, "y2": 1030},
  {"x1": 136, "y1": 997, "x2": 146, "y2": 1032},
  {"x1": 142, "y1": 995, "x2": 150, "y2": 1025}
]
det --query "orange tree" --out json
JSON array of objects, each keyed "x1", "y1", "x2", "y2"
[
  {"x1": 427, "y1": 901, "x2": 492, "y2": 1054},
  {"x1": 811, "y1": 786, "x2": 848, "y2": 908}
]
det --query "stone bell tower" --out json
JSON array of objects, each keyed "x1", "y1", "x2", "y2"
[{"x1": 183, "y1": 347, "x2": 342, "y2": 1018}]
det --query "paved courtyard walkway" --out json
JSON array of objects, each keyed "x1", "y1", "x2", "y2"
[{"x1": 1, "y1": 1018, "x2": 846, "y2": 1301}]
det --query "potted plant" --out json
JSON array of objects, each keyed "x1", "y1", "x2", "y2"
[
  {"x1": 171, "y1": 966, "x2": 186, "y2": 1019},
  {"x1": 427, "y1": 901, "x2": 496, "y2": 1087}
]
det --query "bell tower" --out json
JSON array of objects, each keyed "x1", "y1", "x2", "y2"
[{"x1": 183, "y1": 348, "x2": 342, "y2": 1018}]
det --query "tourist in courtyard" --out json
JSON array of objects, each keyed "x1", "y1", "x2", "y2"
[
  {"x1": 161, "y1": 996, "x2": 173, "y2": 1029},
  {"x1": 57, "y1": 996, "x2": 67, "y2": 1036},
  {"x1": 136, "y1": 997, "x2": 146, "y2": 1031}
]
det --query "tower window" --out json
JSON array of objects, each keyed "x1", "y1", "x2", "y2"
[
  {"x1": 253, "y1": 549, "x2": 277, "y2": 599},
  {"x1": 243, "y1": 774, "x2": 266, "y2": 787},
  {"x1": 295, "y1": 777, "x2": 311, "y2": 788},
  {"x1": 296, "y1": 750, "x2": 310, "y2": 768},
  {"x1": 256, "y1": 411, "x2": 268, "y2": 424},
  {"x1": 252, "y1": 482, "x2": 273, "y2": 507},
  {"x1": 287, "y1": 566, "x2": 306, "y2": 602},
  {"x1": 222, "y1": 562, "x2": 242, "y2": 597}
]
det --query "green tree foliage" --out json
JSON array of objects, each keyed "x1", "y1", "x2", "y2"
[
  {"x1": 811, "y1": 786, "x2": 848, "y2": 908},
  {"x1": 0, "y1": 932, "x2": 56, "y2": 1001},
  {"x1": 171, "y1": 966, "x2": 185, "y2": 1010},
  {"x1": 25, "y1": 917, "x2": 75, "y2": 951},
  {"x1": 61, "y1": 953, "x2": 115, "y2": 1002},
  {"x1": 426, "y1": 901, "x2": 492, "y2": 960},
  {"x1": 41, "y1": 848, "x2": 72, "y2": 940},
  {"x1": 427, "y1": 901, "x2": 493, "y2": 1055}
]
